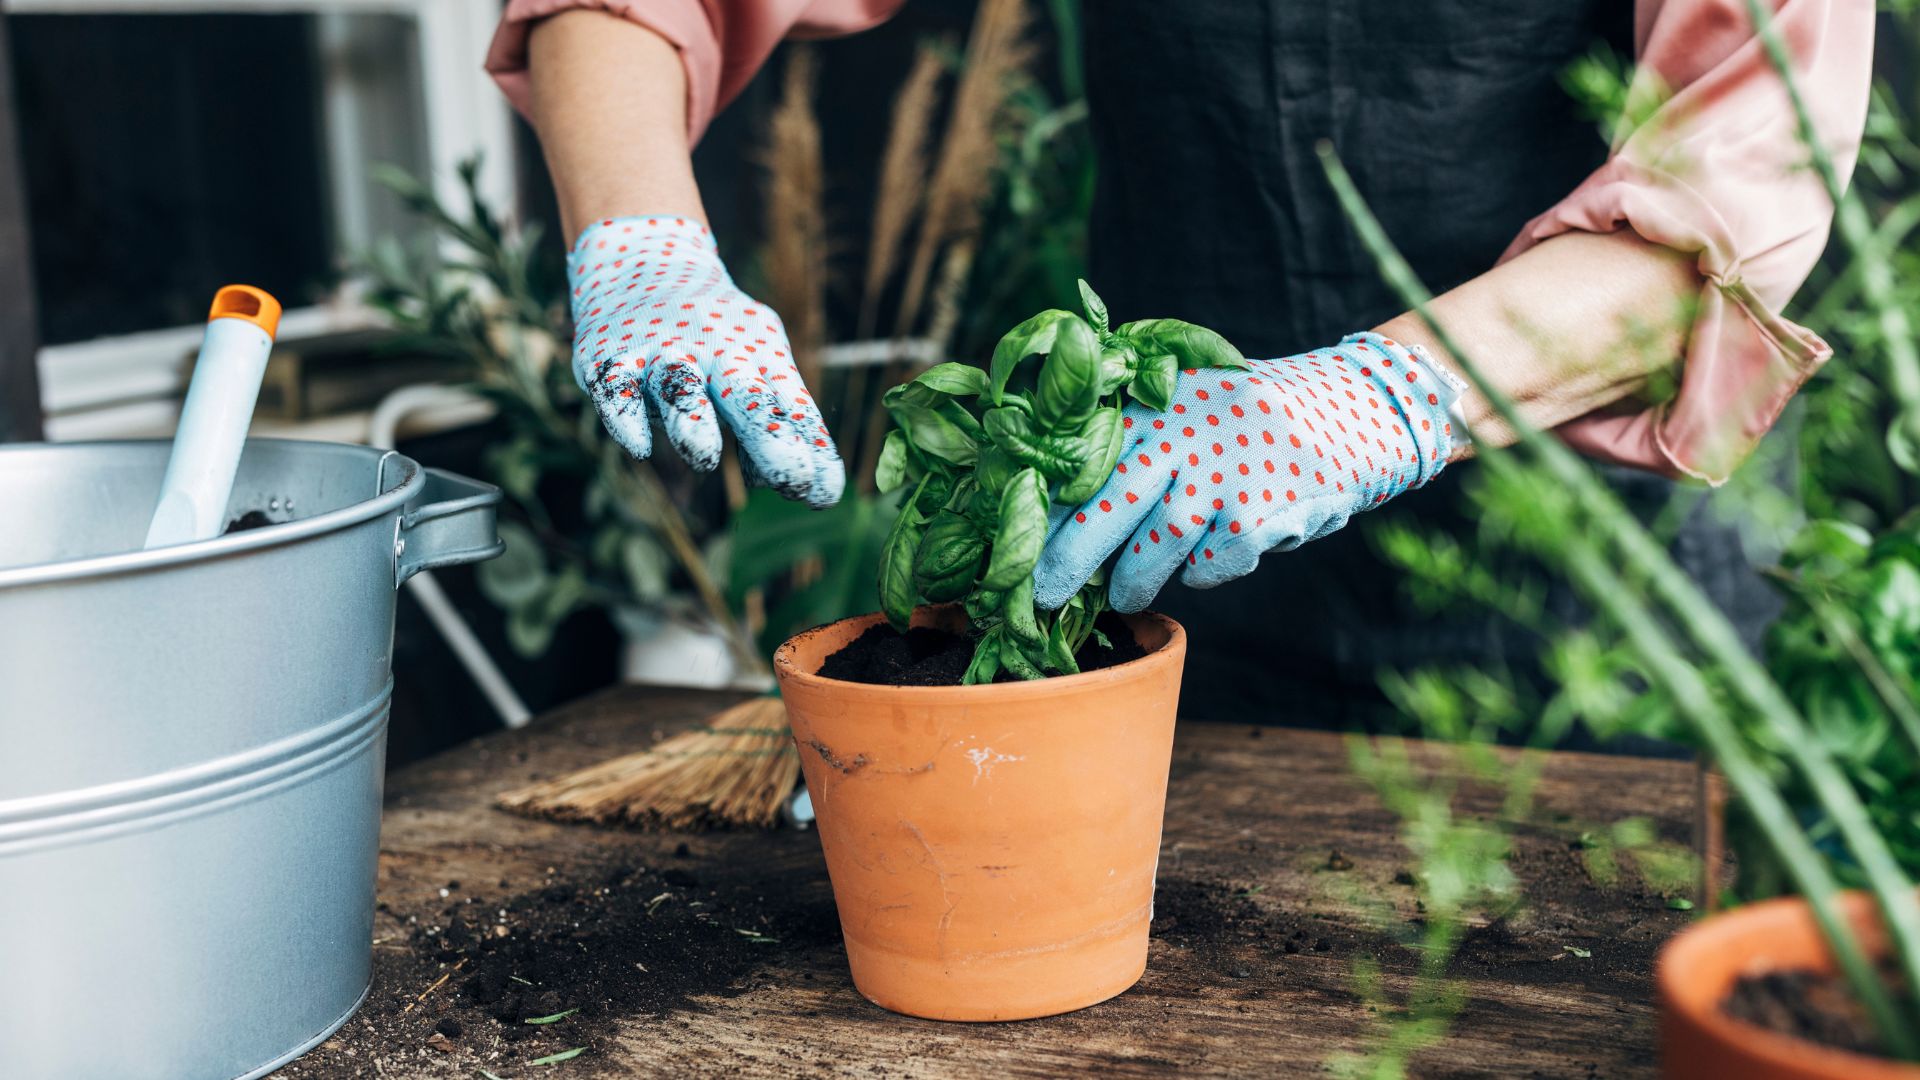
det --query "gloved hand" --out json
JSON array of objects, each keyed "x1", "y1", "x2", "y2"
[
  {"x1": 1033, "y1": 332, "x2": 1462, "y2": 612},
  {"x1": 567, "y1": 215, "x2": 844, "y2": 508}
]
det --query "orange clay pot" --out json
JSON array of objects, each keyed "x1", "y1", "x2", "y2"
[
  {"x1": 773, "y1": 606, "x2": 1186, "y2": 1021},
  {"x1": 1659, "y1": 889, "x2": 1920, "y2": 1079}
]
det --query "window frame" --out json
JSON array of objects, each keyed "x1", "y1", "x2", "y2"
[{"x1": 12, "y1": 0, "x2": 516, "y2": 439}]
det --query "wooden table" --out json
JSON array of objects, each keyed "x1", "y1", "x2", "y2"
[{"x1": 285, "y1": 687, "x2": 1699, "y2": 1078}]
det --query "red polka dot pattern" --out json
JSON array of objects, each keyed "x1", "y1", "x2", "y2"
[
  {"x1": 567, "y1": 216, "x2": 844, "y2": 508},
  {"x1": 1032, "y1": 333, "x2": 1458, "y2": 612}
]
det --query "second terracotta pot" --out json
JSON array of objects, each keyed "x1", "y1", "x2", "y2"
[
  {"x1": 773, "y1": 607, "x2": 1186, "y2": 1021},
  {"x1": 1658, "y1": 889, "x2": 1919, "y2": 1079}
]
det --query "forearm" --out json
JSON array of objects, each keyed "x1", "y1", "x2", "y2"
[
  {"x1": 528, "y1": 10, "x2": 705, "y2": 240},
  {"x1": 1375, "y1": 229, "x2": 1701, "y2": 454}
]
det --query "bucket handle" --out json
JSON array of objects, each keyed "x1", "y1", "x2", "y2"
[{"x1": 395, "y1": 467, "x2": 506, "y2": 585}]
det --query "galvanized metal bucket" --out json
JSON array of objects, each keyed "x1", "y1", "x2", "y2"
[{"x1": 0, "y1": 439, "x2": 505, "y2": 1079}]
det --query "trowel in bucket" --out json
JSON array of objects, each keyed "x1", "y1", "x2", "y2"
[{"x1": 142, "y1": 285, "x2": 282, "y2": 549}]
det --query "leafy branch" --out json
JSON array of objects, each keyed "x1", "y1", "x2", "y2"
[{"x1": 873, "y1": 281, "x2": 1244, "y2": 680}]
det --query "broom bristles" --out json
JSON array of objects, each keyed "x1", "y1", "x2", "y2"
[{"x1": 497, "y1": 698, "x2": 800, "y2": 831}]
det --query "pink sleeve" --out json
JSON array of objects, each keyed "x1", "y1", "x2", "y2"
[
  {"x1": 1502, "y1": 0, "x2": 1874, "y2": 483},
  {"x1": 486, "y1": 0, "x2": 902, "y2": 146}
]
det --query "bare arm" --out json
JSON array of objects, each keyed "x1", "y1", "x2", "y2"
[
  {"x1": 1376, "y1": 229, "x2": 1701, "y2": 455},
  {"x1": 527, "y1": 10, "x2": 706, "y2": 241}
]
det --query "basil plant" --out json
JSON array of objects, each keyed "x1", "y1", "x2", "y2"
[{"x1": 874, "y1": 281, "x2": 1246, "y2": 682}]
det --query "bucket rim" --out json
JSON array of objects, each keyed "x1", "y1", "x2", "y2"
[{"x1": 0, "y1": 438, "x2": 426, "y2": 589}]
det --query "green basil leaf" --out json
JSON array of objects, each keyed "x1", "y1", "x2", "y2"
[
  {"x1": 1118, "y1": 318, "x2": 1247, "y2": 370},
  {"x1": 883, "y1": 380, "x2": 948, "y2": 411},
  {"x1": 875, "y1": 430, "x2": 916, "y2": 493},
  {"x1": 913, "y1": 361, "x2": 991, "y2": 397},
  {"x1": 984, "y1": 468, "x2": 1048, "y2": 591},
  {"x1": 968, "y1": 485, "x2": 1001, "y2": 531},
  {"x1": 1045, "y1": 614, "x2": 1081, "y2": 675},
  {"x1": 1004, "y1": 574, "x2": 1043, "y2": 644},
  {"x1": 1034, "y1": 317, "x2": 1101, "y2": 429},
  {"x1": 1057, "y1": 407, "x2": 1125, "y2": 505},
  {"x1": 936, "y1": 398, "x2": 984, "y2": 439},
  {"x1": 987, "y1": 407, "x2": 1086, "y2": 480},
  {"x1": 916, "y1": 509, "x2": 984, "y2": 578},
  {"x1": 976, "y1": 445, "x2": 1020, "y2": 496},
  {"x1": 1078, "y1": 279, "x2": 1109, "y2": 333},
  {"x1": 892, "y1": 403, "x2": 979, "y2": 467},
  {"x1": 990, "y1": 309, "x2": 1077, "y2": 402},
  {"x1": 879, "y1": 503, "x2": 925, "y2": 631},
  {"x1": 914, "y1": 472, "x2": 955, "y2": 517},
  {"x1": 1128, "y1": 353, "x2": 1178, "y2": 412},
  {"x1": 964, "y1": 588, "x2": 1005, "y2": 621},
  {"x1": 1098, "y1": 343, "x2": 1136, "y2": 396},
  {"x1": 963, "y1": 628, "x2": 1004, "y2": 685},
  {"x1": 984, "y1": 405, "x2": 1034, "y2": 444},
  {"x1": 999, "y1": 633, "x2": 1047, "y2": 680}
]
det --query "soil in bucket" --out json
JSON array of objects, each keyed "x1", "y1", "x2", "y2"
[
  {"x1": 1722, "y1": 961, "x2": 1908, "y2": 1059},
  {"x1": 815, "y1": 610, "x2": 1146, "y2": 685}
]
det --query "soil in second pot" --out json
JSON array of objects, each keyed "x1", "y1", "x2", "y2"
[
  {"x1": 815, "y1": 611, "x2": 1147, "y2": 686},
  {"x1": 1722, "y1": 962, "x2": 1907, "y2": 1059}
]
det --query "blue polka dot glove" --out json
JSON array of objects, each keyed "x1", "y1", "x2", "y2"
[
  {"x1": 1032, "y1": 332, "x2": 1464, "y2": 612},
  {"x1": 567, "y1": 215, "x2": 845, "y2": 508}
]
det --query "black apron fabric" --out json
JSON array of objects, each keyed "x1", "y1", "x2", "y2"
[{"x1": 1082, "y1": 1, "x2": 1785, "y2": 731}]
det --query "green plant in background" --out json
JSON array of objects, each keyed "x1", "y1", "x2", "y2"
[
  {"x1": 359, "y1": 160, "x2": 758, "y2": 670},
  {"x1": 874, "y1": 282, "x2": 1243, "y2": 680},
  {"x1": 944, "y1": 0, "x2": 1095, "y2": 363},
  {"x1": 1323, "y1": 5, "x2": 1920, "y2": 1070}
]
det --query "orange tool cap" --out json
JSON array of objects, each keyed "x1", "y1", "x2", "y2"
[{"x1": 207, "y1": 284, "x2": 282, "y2": 338}]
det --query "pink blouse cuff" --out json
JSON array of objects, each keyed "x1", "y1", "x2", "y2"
[
  {"x1": 1503, "y1": 158, "x2": 1833, "y2": 484},
  {"x1": 486, "y1": 0, "x2": 902, "y2": 146},
  {"x1": 1496, "y1": 0, "x2": 1872, "y2": 486},
  {"x1": 488, "y1": 1, "x2": 721, "y2": 142}
]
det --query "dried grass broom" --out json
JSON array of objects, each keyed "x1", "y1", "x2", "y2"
[{"x1": 496, "y1": 697, "x2": 800, "y2": 830}]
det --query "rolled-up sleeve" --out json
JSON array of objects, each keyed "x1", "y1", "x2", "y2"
[
  {"x1": 486, "y1": 0, "x2": 903, "y2": 145},
  {"x1": 1502, "y1": 0, "x2": 1874, "y2": 483}
]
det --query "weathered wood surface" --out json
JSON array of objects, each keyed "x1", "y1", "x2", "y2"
[{"x1": 295, "y1": 686, "x2": 1697, "y2": 1078}]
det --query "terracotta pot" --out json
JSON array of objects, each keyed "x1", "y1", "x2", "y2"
[
  {"x1": 1658, "y1": 889, "x2": 1918, "y2": 1079},
  {"x1": 773, "y1": 607, "x2": 1186, "y2": 1021}
]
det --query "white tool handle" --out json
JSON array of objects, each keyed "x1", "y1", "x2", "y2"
[{"x1": 144, "y1": 286, "x2": 281, "y2": 549}]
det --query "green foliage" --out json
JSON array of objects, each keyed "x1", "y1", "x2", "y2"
[
  {"x1": 361, "y1": 159, "x2": 748, "y2": 663},
  {"x1": 727, "y1": 487, "x2": 896, "y2": 654},
  {"x1": 876, "y1": 281, "x2": 1245, "y2": 680},
  {"x1": 945, "y1": 0, "x2": 1097, "y2": 364},
  {"x1": 1320, "y1": 0, "x2": 1920, "y2": 1053}
]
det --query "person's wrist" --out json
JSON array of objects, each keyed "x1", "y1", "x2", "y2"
[
  {"x1": 565, "y1": 215, "x2": 726, "y2": 293},
  {"x1": 1334, "y1": 331, "x2": 1460, "y2": 485}
]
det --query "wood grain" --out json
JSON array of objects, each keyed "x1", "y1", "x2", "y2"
[{"x1": 301, "y1": 686, "x2": 1698, "y2": 1078}]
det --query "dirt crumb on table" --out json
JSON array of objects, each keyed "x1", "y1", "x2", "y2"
[{"x1": 278, "y1": 850, "x2": 842, "y2": 1077}]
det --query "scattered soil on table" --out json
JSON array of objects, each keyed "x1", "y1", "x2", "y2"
[
  {"x1": 1722, "y1": 961, "x2": 1904, "y2": 1060},
  {"x1": 278, "y1": 848, "x2": 844, "y2": 1077},
  {"x1": 816, "y1": 611, "x2": 1147, "y2": 686}
]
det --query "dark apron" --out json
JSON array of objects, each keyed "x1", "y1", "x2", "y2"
[{"x1": 1082, "y1": 1, "x2": 1785, "y2": 732}]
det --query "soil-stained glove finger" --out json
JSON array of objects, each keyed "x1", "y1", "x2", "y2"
[
  {"x1": 645, "y1": 355, "x2": 723, "y2": 472},
  {"x1": 1107, "y1": 480, "x2": 1214, "y2": 613},
  {"x1": 584, "y1": 357, "x2": 654, "y2": 461},
  {"x1": 712, "y1": 363, "x2": 834, "y2": 505},
  {"x1": 1031, "y1": 424, "x2": 1168, "y2": 609}
]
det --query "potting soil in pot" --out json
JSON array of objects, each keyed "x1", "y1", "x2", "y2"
[
  {"x1": 815, "y1": 610, "x2": 1146, "y2": 685},
  {"x1": 1721, "y1": 962, "x2": 1906, "y2": 1059}
]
